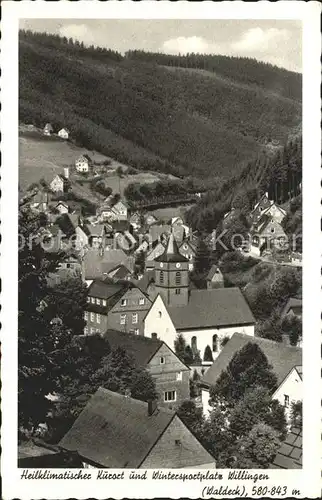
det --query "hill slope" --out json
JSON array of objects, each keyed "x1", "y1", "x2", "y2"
[{"x1": 19, "y1": 30, "x2": 302, "y2": 181}]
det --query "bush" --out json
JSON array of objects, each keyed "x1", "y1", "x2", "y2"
[{"x1": 203, "y1": 345, "x2": 214, "y2": 362}]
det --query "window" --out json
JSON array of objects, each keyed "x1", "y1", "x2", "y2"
[
  {"x1": 96, "y1": 298, "x2": 100, "y2": 305},
  {"x1": 176, "y1": 263, "x2": 181, "y2": 269},
  {"x1": 91, "y1": 297, "x2": 95, "y2": 304},
  {"x1": 164, "y1": 391, "x2": 176, "y2": 402},
  {"x1": 90, "y1": 327, "x2": 95, "y2": 334},
  {"x1": 175, "y1": 288, "x2": 181, "y2": 295},
  {"x1": 121, "y1": 299, "x2": 127, "y2": 307},
  {"x1": 66, "y1": 263, "x2": 71, "y2": 269},
  {"x1": 158, "y1": 311, "x2": 162, "y2": 318},
  {"x1": 139, "y1": 297, "x2": 145, "y2": 305},
  {"x1": 160, "y1": 262, "x2": 164, "y2": 268},
  {"x1": 271, "y1": 227, "x2": 275, "y2": 233},
  {"x1": 90, "y1": 312, "x2": 95, "y2": 322},
  {"x1": 212, "y1": 334, "x2": 218, "y2": 352},
  {"x1": 176, "y1": 372, "x2": 182, "y2": 381},
  {"x1": 84, "y1": 311, "x2": 88, "y2": 320},
  {"x1": 120, "y1": 314, "x2": 126, "y2": 325},
  {"x1": 160, "y1": 356, "x2": 165, "y2": 365},
  {"x1": 191, "y1": 336, "x2": 197, "y2": 351},
  {"x1": 159, "y1": 271, "x2": 164, "y2": 284},
  {"x1": 84, "y1": 326, "x2": 88, "y2": 335},
  {"x1": 96, "y1": 313, "x2": 100, "y2": 324},
  {"x1": 87, "y1": 297, "x2": 90, "y2": 303},
  {"x1": 284, "y1": 395, "x2": 290, "y2": 408},
  {"x1": 134, "y1": 328, "x2": 139, "y2": 335},
  {"x1": 102, "y1": 299, "x2": 107, "y2": 307},
  {"x1": 175, "y1": 271, "x2": 181, "y2": 285},
  {"x1": 132, "y1": 313, "x2": 138, "y2": 324}
]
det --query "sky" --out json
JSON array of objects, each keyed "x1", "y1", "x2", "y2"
[{"x1": 20, "y1": 19, "x2": 302, "y2": 73}]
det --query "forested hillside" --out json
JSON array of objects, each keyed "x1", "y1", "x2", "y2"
[
  {"x1": 20, "y1": 30, "x2": 301, "y2": 181},
  {"x1": 186, "y1": 136, "x2": 302, "y2": 233}
]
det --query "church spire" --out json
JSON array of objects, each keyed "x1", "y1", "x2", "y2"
[{"x1": 155, "y1": 232, "x2": 188, "y2": 263}]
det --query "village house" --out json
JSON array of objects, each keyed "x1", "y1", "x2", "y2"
[
  {"x1": 104, "y1": 329, "x2": 190, "y2": 409},
  {"x1": 58, "y1": 128, "x2": 69, "y2": 140},
  {"x1": 83, "y1": 224, "x2": 106, "y2": 249},
  {"x1": 82, "y1": 248, "x2": 134, "y2": 285},
  {"x1": 261, "y1": 203, "x2": 287, "y2": 224},
  {"x1": 178, "y1": 240, "x2": 196, "y2": 271},
  {"x1": 30, "y1": 190, "x2": 49, "y2": 212},
  {"x1": 59, "y1": 387, "x2": 216, "y2": 468},
  {"x1": 206, "y1": 264, "x2": 224, "y2": 289},
  {"x1": 75, "y1": 154, "x2": 91, "y2": 173},
  {"x1": 111, "y1": 199, "x2": 129, "y2": 221},
  {"x1": 50, "y1": 168, "x2": 70, "y2": 194},
  {"x1": 250, "y1": 214, "x2": 288, "y2": 256},
  {"x1": 143, "y1": 234, "x2": 255, "y2": 362},
  {"x1": 281, "y1": 297, "x2": 302, "y2": 319},
  {"x1": 200, "y1": 333, "x2": 302, "y2": 420},
  {"x1": 145, "y1": 241, "x2": 166, "y2": 270},
  {"x1": 54, "y1": 200, "x2": 69, "y2": 214},
  {"x1": 249, "y1": 192, "x2": 273, "y2": 223},
  {"x1": 43, "y1": 123, "x2": 53, "y2": 136},
  {"x1": 84, "y1": 279, "x2": 151, "y2": 335},
  {"x1": 145, "y1": 213, "x2": 158, "y2": 226}
]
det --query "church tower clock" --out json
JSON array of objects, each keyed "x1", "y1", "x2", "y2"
[{"x1": 154, "y1": 233, "x2": 189, "y2": 307}]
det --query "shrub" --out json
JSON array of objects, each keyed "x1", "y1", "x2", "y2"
[{"x1": 203, "y1": 345, "x2": 213, "y2": 362}]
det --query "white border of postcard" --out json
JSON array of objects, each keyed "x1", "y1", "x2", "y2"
[{"x1": 1, "y1": 1, "x2": 321, "y2": 499}]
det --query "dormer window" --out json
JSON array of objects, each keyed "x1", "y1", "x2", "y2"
[{"x1": 160, "y1": 356, "x2": 165, "y2": 364}]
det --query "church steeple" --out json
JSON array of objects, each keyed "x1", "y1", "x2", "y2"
[
  {"x1": 154, "y1": 233, "x2": 189, "y2": 307},
  {"x1": 155, "y1": 232, "x2": 188, "y2": 264}
]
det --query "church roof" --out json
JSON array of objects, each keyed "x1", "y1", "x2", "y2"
[
  {"x1": 168, "y1": 288, "x2": 255, "y2": 330},
  {"x1": 155, "y1": 233, "x2": 188, "y2": 263}
]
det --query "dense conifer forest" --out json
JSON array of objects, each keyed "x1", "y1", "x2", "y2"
[{"x1": 20, "y1": 30, "x2": 301, "y2": 182}]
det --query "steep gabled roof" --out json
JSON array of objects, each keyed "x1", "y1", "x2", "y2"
[
  {"x1": 59, "y1": 387, "x2": 175, "y2": 468},
  {"x1": 88, "y1": 280, "x2": 127, "y2": 308},
  {"x1": 168, "y1": 288, "x2": 255, "y2": 330},
  {"x1": 155, "y1": 233, "x2": 188, "y2": 263},
  {"x1": 104, "y1": 329, "x2": 163, "y2": 366},
  {"x1": 206, "y1": 264, "x2": 223, "y2": 282},
  {"x1": 201, "y1": 332, "x2": 302, "y2": 388}
]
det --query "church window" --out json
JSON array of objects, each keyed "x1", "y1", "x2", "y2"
[
  {"x1": 212, "y1": 334, "x2": 218, "y2": 352},
  {"x1": 175, "y1": 271, "x2": 181, "y2": 285},
  {"x1": 159, "y1": 271, "x2": 164, "y2": 284},
  {"x1": 191, "y1": 336, "x2": 197, "y2": 351},
  {"x1": 175, "y1": 289, "x2": 181, "y2": 295}
]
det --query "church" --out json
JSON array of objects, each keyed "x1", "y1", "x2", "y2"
[{"x1": 144, "y1": 233, "x2": 255, "y2": 362}]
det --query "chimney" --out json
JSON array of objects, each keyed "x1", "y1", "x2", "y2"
[
  {"x1": 148, "y1": 399, "x2": 157, "y2": 416},
  {"x1": 64, "y1": 167, "x2": 69, "y2": 179}
]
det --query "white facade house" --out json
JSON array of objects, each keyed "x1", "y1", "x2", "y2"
[
  {"x1": 272, "y1": 366, "x2": 302, "y2": 421},
  {"x1": 200, "y1": 333, "x2": 302, "y2": 419},
  {"x1": 55, "y1": 201, "x2": 69, "y2": 214},
  {"x1": 75, "y1": 155, "x2": 91, "y2": 173},
  {"x1": 58, "y1": 128, "x2": 69, "y2": 140}
]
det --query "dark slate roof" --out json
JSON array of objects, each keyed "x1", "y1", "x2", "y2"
[
  {"x1": 155, "y1": 233, "x2": 188, "y2": 263},
  {"x1": 59, "y1": 387, "x2": 175, "y2": 468},
  {"x1": 168, "y1": 288, "x2": 255, "y2": 330},
  {"x1": 88, "y1": 280, "x2": 127, "y2": 308},
  {"x1": 270, "y1": 427, "x2": 302, "y2": 469},
  {"x1": 201, "y1": 332, "x2": 302, "y2": 388},
  {"x1": 84, "y1": 224, "x2": 105, "y2": 237},
  {"x1": 104, "y1": 329, "x2": 163, "y2": 366},
  {"x1": 83, "y1": 248, "x2": 132, "y2": 280}
]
